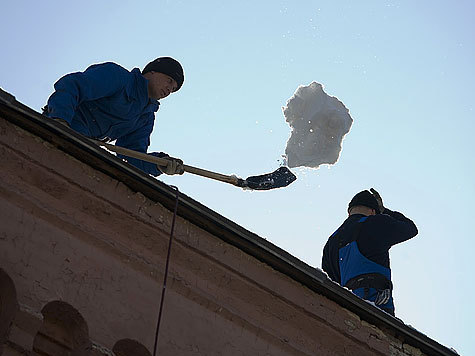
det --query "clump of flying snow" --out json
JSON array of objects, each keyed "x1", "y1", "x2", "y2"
[{"x1": 283, "y1": 82, "x2": 353, "y2": 169}]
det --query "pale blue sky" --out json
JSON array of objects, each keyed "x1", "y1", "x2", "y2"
[{"x1": 1, "y1": 1, "x2": 474, "y2": 354}]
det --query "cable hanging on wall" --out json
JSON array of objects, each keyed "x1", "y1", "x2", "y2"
[{"x1": 153, "y1": 186, "x2": 180, "y2": 356}]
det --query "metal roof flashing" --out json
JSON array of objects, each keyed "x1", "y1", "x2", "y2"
[{"x1": 0, "y1": 89, "x2": 457, "y2": 356}]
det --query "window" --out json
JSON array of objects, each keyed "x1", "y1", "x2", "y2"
[
  {"x1": 0, "y1": 269, "x2": 19, "y2": 354},
  {"x1": 32, "y1": 301, "x2": 91, "y2": 356},
  {"x1": 113, "y1": 339, "x2": 151, "y2": 356}
]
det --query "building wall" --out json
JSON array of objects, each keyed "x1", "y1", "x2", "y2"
[{"x1": 0, "y1": 117, "x2": 425, "y2": 355}]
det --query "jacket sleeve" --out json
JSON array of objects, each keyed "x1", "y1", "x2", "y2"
[
  {"x1": 45, "y1": 62, "x2": 130, "y2": 123},
  {"x1": 115, "y1": 112, "x2": 162, "y2": 177},
  {"x1": 322, "y1": 240, "x2": 339, "y2": 283},
  {"x1": 370, "y1": 209, "x2": 418, "y2": 249}
]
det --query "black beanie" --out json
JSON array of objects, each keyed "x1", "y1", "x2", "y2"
[
  {"x1": 348, "y1": 190, "x2": 380, "y2": 213},
  {"x1": 142, "y1": 57, "x2": 184, "y2": 92}
]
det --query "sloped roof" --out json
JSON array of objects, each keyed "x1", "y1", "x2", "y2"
[{"x1": 0, "y1": 88, "x2": 457, "y2": 356}]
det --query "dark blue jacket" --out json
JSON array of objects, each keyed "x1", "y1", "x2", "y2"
[
  {"x1": 45, "y1": 62, "x2": 162, "y2": 176},
  {"x1": 322, "y1": 209, "x2": 418, "y2": 313}
]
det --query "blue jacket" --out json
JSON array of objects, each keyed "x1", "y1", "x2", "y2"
[
  {"x1": 322, "y1": 209, "x2": 418, "y2": 314},
  {"x1": 45, "y1": 62, "x2": 162, "y2": 176}
]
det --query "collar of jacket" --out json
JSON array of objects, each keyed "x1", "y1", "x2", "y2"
[{"x1": 131, "y1": 68, "x2": 160, "y2": 113}]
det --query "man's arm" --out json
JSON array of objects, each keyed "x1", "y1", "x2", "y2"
[
  {"x1": 115, "y1": 113, "x2": 162, "y2": 176},
  {"x1": 371, "y1": 209, "x2": 418, "y2": 248},
  {"x1": 115, "y1": 113, "x2": 185, "y2": 177},
  {"x1": 368, "y1": 188, "x2": 418, "y2": 247},
  {"x1": 44, "y1": 62, "x2": 130, "y2": 124}
]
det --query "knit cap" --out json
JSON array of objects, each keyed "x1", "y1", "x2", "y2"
[
  {"x1": 142, "y1": 57, "x2": 184, "y2": 92},
  {"x1": 348, "y1": 190, "x2": 380, "y2": 213}
]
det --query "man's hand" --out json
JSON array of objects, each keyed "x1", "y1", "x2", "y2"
[
  {"x1": 162, "y1": 157, "x2": 185, "y2": 175},
  {"x1": 153, "y1": 152, "x2": 185, "y2": 175},
  {"x1": 374, "y1": 289, "x2": 391, "y2": 306},
  {"x1": 370, "y1": 188, "x2": 385, "y2": 214}
]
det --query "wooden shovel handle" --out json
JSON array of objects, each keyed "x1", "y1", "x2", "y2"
[{"x1": 92, "y1": 140, "x2": 240, "y2": 186}]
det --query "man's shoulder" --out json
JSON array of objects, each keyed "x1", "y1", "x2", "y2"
[
  {"x1": 89, "y1": 61, "x2": 128, "y2": 71},
  {"x1": 364, "y1": 213, "x2": 398, "y2": 225},
  {"x1": 85, "y1": 62, "x2": 135, "y2": 80},
  {"x1": 358, "y1": 213, "x2": 403, "y2": 236}
]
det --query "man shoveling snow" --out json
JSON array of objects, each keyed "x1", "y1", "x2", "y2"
[{"x1": 43, "y1": 57, "x2": 185, "y2": 177}]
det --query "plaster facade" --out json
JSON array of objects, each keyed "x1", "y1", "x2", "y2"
[{"x1": 1, "y1": 113, "x2": 429, "y2": 355}]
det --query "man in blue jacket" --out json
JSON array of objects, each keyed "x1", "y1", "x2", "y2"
[
  {"x1": 322, "y1": 189, "x2": 418, "y2": 315},
  {"x1": 43, "y1": 57, "x2": 185, "y2": 176}
]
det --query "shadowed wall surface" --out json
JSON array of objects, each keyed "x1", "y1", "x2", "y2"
[{"x1": 0, "y1": 101, "x2": 442, "y2": 356}]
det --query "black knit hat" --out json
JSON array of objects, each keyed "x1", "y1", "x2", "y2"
[
  {"x1": 348, "y1": 190, "x2": 380, "y2": 213},
  {"x1": 142, "y1": 57, "x2": 184, "y2": 92}
]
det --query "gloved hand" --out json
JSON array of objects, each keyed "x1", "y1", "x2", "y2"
[
  {"x1": 374, "y1": 289, "x2": 391, "y2": 306},
  {"x1": 370, "y1": 188, "x2": 385, "y2": 214},
  {"x1": 163, "y1": 157, "x2": 185, "y2": 175},
  {"x1": 153, "y1": 152, "x2": 185, "y2": 175},
  {"x1": 52, "y1": 117, "x2": 70, "y2": 127}
]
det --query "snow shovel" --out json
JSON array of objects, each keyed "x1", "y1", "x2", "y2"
[{"x1": 92, "y1": 140, "x2": 297, "y2": 191}]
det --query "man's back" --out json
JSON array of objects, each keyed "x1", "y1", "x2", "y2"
[
  {"x1": 322, "y1": 209, "x2": 418, "y2": 284},
  {"x1": 45, "y1": 62, "x2": 156, "y2": 139}
]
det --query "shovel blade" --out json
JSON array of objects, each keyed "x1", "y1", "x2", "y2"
[{"x1": 244, "y1": 166, "x2": 297, "y2": 190}]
